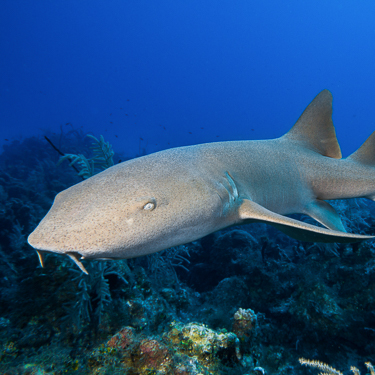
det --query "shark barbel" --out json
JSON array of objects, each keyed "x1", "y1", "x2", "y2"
[{"x1": 28, "y1": 90, "x2": 375, "y2": 274}]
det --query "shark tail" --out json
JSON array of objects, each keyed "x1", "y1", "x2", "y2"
[{"x1": 347, "y1": 130, "x2": 375, "y2": 201}]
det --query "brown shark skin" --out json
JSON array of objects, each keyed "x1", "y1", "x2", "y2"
[{"x1": 28, "y1": 90, "x2": 375, "y2": 272}]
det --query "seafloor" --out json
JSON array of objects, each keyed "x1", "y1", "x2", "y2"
[{"x1": 0, "y1": 129, "x2": 374, "y2": 375}]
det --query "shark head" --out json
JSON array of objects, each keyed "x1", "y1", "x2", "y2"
[{"x1": 28, "y1": 149, "x2": 224, "y2": 273}]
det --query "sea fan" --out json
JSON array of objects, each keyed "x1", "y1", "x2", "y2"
[
  {"x1": 87, "y1": 134, "x2": 114, "y2": 170},
  {"x1": 58, "y1": 153, "x2": 94, "y2": 179},
  {"x1": 57, "y1": 134, "x2": 114, "y2": 179}
]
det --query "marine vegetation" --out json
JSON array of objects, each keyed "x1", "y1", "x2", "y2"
[
  {"x1": 0, "y1": 126, "x2": 375, "y2": 374},
  {"x1": 299, "y1": 358, "x2": 375, "y2": 375},
  {"x1": 58, "y1": 134, "x2": 115, "y2": 179}
]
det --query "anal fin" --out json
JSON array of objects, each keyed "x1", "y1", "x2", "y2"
[{"x1": 238, "y1": 199, "x2": 372, "y2": 243}]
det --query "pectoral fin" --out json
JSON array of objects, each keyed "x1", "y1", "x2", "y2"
[{"x1": 238, "y1": 199, "x2": 373, "y2": 243}]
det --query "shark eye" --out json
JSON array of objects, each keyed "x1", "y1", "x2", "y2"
[{"x1": 143, "y1": 202, "x2": 155, "y2": 211}]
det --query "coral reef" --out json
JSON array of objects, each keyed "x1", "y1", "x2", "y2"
[{"x1": 87, "y1": 321, "x2": 239, "y2": 374}]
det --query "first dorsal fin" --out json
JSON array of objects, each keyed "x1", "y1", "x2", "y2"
[{"x1": 282, "y1": 89, "x2": 342, "y2": 159}]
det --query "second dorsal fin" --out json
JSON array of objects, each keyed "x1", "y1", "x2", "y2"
[{"x1": 347, "y1": 130, "x2": 375, "y2": 166}]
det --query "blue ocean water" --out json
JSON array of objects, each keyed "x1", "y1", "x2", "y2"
[
  {"x1": 1, "y1": 1, "x2": 375, "y2": 156},
  {"x1": 1, "y1": 1, "x2": 375, "y2": 374}
]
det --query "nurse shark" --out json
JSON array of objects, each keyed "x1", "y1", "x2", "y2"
[{"x1": 28, "y1": 90, "x2": 375, "y2": 274}]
